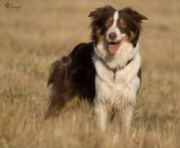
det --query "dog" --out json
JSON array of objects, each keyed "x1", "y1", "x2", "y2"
[{"x1": 45, "y1": 5, "x2": 147, "y2": 134}]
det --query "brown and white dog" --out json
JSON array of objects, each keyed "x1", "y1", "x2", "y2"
[{"x1": 45, "y1": 6, "x2": 147, "y2": 134}]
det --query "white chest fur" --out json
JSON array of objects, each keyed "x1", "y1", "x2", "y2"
[{"x1": 93, "y1": 45, "x2": 141, "y2": 108}]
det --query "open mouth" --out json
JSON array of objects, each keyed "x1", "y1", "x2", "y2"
[{"x1": 108, "y1": 41, "x2": 121, "y2": 53}]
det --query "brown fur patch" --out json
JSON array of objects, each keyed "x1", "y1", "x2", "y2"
[
  {"x1": 96, "y1": 29, "x2": 104, "y2": 43},
  {"x1": 64, "y1": 96, "x2": 79, "y2": 111}
]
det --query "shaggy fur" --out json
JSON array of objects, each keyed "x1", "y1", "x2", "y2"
[{"x1": 45, "y1": 43, "x2": 96, "y2": 119}]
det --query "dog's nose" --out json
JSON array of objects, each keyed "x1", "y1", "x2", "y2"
[{"x1": 109, "y1": 32, "x2": 117, "y2": 40}]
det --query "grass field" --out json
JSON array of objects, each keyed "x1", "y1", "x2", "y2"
[{"x1": 0, "y1": 0, "x2": 180, "y2": 147}]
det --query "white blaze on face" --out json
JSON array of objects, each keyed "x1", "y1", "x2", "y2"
[{"x1": 106, "y1": 10, "x2": 126, "y2": 43}]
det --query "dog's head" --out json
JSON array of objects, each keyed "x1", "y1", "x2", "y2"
[{"x1": 89, "y1": 6, "x2": 147, "y2": 54}]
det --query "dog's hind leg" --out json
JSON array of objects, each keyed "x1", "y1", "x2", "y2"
[
  {"x1": 44, "y1": 94, "x2": 79, "y2": 120},
  {"x1": 44, "y1": 56, "x2": 79, "y2": 119}
]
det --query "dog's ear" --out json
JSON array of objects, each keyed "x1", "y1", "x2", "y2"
[
  {"x1": 88, "y1": 7, "x2": 104, "y2": 18},
  {"x1": 88, "y1": 5, "x2": 115, "y2": 18},
  {"x1": 123, "y1": 7, "x2": 148, "y2": 23},
  {"x1": 88, "y1": 5, "x2": 115, "y2": 29}
]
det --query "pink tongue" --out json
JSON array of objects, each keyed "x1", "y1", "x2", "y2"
[{"x1": 108, "y1": 44, "x2": 120, "y2": 53}]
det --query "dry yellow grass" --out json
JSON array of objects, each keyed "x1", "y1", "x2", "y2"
[{"x1": 0, "y1": 0, "x2": 180, "y2": 147}]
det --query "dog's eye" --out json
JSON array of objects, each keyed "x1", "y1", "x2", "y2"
[
  {"x1": 120, "y1": 23, "x2": 127, "y2": 28},
  {"x1": 105, "y1": 20, "x2": 112, "y2": 28}
]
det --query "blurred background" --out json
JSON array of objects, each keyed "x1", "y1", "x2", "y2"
[{"x1": 0, "y1": 0, "x2": 179, "y2": 147}]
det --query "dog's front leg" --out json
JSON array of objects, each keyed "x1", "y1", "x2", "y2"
[
  {"x1": 95, "y1": 102, "x2": 108, "y2": 131},
  {"x1": 121, "y1": 105, "x2": 134, "y2": 135}
]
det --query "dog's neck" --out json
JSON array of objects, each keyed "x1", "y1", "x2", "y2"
[
  {"x1": 102, "y1": 57, "x2": 133, "y2": 79},
  {"x1": 111, "y1": 58, "x2": 133, "y2": 79},
  {"x1": 93, "y1": 50, "x2": 133, "y2": 79}
]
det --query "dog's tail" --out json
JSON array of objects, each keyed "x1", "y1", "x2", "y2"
[{"x1": 44, "y1": 55, "x2": 79, "y2": 120}]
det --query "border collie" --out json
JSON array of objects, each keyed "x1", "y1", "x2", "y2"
[{"x1": 45, "y1": 6, "x2": 147, "y2": 134}]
